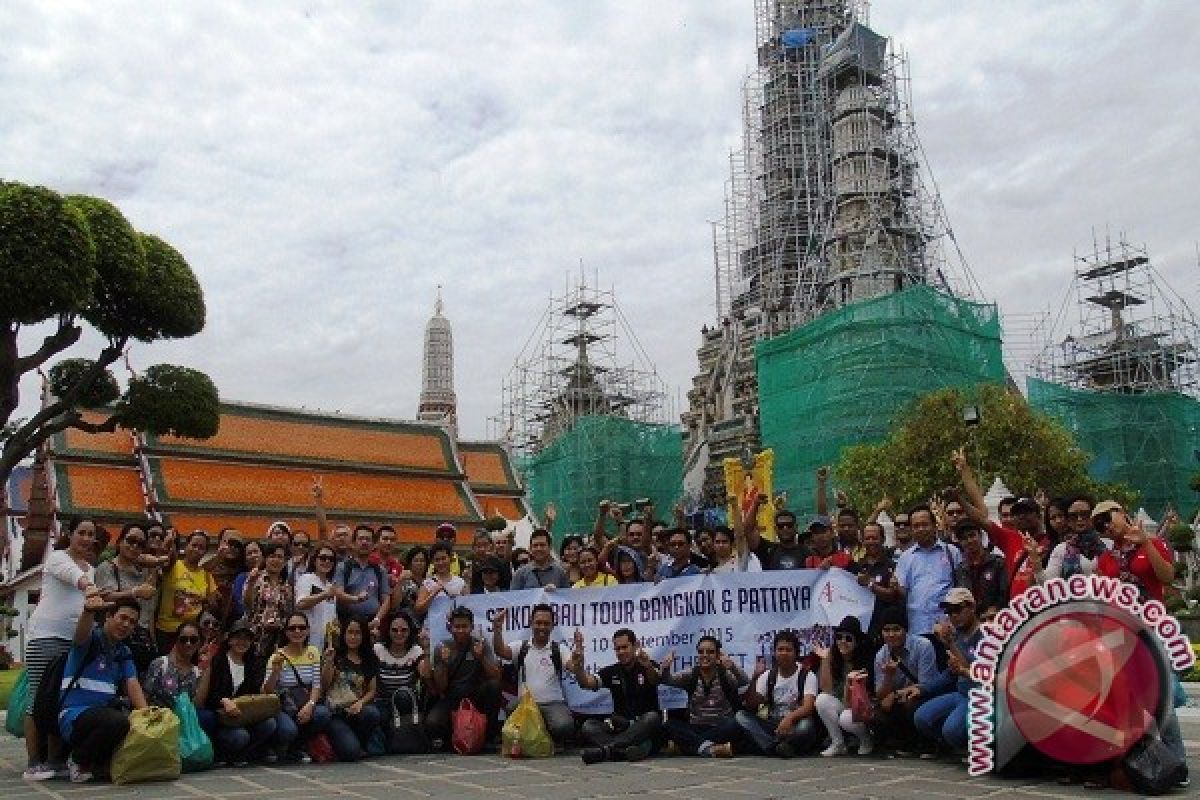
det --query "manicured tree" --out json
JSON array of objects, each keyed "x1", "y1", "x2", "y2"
[{"x1": 0, "y1": 181, "x2": 218, "y2": 487}]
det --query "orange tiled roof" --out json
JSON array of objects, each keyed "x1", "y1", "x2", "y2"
[{"x1": 47, "y1": 402, "x2": 527, "y2": 545}]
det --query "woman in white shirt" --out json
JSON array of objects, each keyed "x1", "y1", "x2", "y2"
[
  {"x1": 294, "y1": 545, "x2": 338, "y2": 652},
  {"x1": 413, "y1": 543, "x2": 466, "y2": 617},
  {"x1": 22, "y1": 517, "x2": 98, "y2": 781}
]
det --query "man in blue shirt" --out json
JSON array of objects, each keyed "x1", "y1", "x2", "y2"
[
  {"x1": 871, "y1": 607, "x2": 943, "y2": 756},
  {"x1": 655, "y1": 529, "x2": 702, "y2": 581},
  {"x1": 894, "y1": 505, "x2": 962, "y2": 635},
  {"x1": 914, "y1": 587, "x2": 983, "y2": 754},
  {"x1": 335, "y1": 526, "x2": 391, "y2": 629},
  {"x1": 60, "y1": 592, "x2": 149, "y2": 783}
]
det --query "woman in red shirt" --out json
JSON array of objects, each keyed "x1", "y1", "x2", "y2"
[{"x1": 1092, "y1": 501, "x2": 1175, "y2": 603}]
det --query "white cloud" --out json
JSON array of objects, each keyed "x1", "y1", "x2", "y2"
[{"x1": 2, "y1": 1, "x2": 1196, "y2": 440}]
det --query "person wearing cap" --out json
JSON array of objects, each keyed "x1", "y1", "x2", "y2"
[
  {"x1": 1093, "y1": 500, "x2": 1175, "y2": 603},
  {"x1": 914, "y1": 587, "x2": 982, "y2": 755},
  {"x1": 476, "y1": 556, "x2": 507, "y2": 593},
  {"x1": 893, "y1": 504, "x2": 962, "y2": 636},
  {"x1": 803, "y1": 515, "x2": 853, "y2": 570},
  {"x1": 951, "y1": 519, "x2": 1009, "y2": 617},
  {"x1": 954, "y1": 448, "x2": 1049, "y2": 598},
  {"x1": 196, "y1": 618, "x2": 284, "y2": 766},
  {"x1": 433, "y1": 523, "x2": 465, "y2": 576},
  {"x1": 266, "y1": 521, "x2": 292, "y2": 547},
  {"x1": 871, "y1": 607, "x2": 940, "y2": 754},
  {"x1": 814, "y1": 616, "x2": 875, "y2": 756}
]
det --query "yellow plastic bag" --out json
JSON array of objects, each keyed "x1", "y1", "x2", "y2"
[
  {"x1": 111, "y1": 707, "x2": 182, "y2": 785},
  {"x1": 501, "y1": 689, "x2": 554, "y2": 759}
]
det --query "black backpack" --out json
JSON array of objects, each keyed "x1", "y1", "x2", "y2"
[
  {"x1": 32, "y1": 637, "x2": 100, "y2": 740},
  {"x1": 516, "y1": 640, "x2": 563, "y2": 682},
  {"x1": 341, "y1": 559, "x2": 385, "y2": 603},
  {"x1": 763, "y1": 665, "x2": 808, "y2": 714}
]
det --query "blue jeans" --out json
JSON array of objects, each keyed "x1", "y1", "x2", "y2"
[
  {"x1": 914, "y1": 691, "x2": 968, "y2": 751},
  {"x1": 275, "y1": 705, "x2": 331, "y2": 754},
  {"x1": 197, "y1": 708, "x2": 282, "y2": 761},
  {"x1": 734, "y1": 710, "x2": 817, "y2": 755},
  {"x1": 327, "y1": 704, "x2": 382, "y2": 761},
  {"x1": 663, "y1": 717, "x2": 743, "y2": 755}
]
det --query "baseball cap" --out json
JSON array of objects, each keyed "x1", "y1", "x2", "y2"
[
  {"x1": 1011, "y1": 497, "x2": 1040, "y2": 514},
  {"x1": 806, "y1": 514, "x2": 832, "y2": 532},
  {"x1": 940, "y1": 587, "x2": 975, "y2": 608},
  {"x1": 1091, "y1": 500, "x2": 1123, "y2": 519},
  {"x1": 227, "y1": 619, "x2": 253, "y2": 637},
  {"x1": 435, "y1": 522, "x2": 457, "y2": 536}
]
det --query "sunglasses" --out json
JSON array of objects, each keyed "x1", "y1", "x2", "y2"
[
  {"x1": 177, "y1": 636, "x2": 200, "y2": 644},
  {"x1": 835, "y1": 633, "x2": 857, "y2": 643},
  {"x1": 123, "y1": 537, "x2": 146, "y2": 547},
  {"x1": 942, "y1": 604, "x2": 968, "y2": 613},
  {"x1": 286, "y1": 624, "x2": 309, "y2": 632},
  {"x1": 1067, "y1": 511, "x2": 1092, "y2": 520}
]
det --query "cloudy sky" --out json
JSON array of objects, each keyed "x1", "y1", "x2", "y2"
[{"x1": 3, "y1": 1, "x2": 1197, "y2": 439}]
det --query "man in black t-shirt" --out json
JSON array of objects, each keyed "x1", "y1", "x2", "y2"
[
  {"x1": 747, "y1": 503, "x2": 811, "y2": 571},
  {"x1": 571, "y1": 628, "x2": 663, "y2": 764},
  {"x1": 426, "y1": 607, "x2": 502, "y2": 749}
]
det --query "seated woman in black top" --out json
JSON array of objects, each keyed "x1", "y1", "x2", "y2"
[{"x1": 196, "y1": 620, "x2": 288, "y2": 766}]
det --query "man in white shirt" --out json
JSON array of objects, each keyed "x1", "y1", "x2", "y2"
[
  {"x1": 491, "y1": 604, "x2": 575, "y2": 747},
  {"x1": 735, "y1": 630, "x2": 820, "y2": 757}
]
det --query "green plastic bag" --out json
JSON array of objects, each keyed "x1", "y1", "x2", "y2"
[
  {"x1": 111, "y1": 707, "x2": 181, "y2": 785},
  {"x1": 175, "y1": 695, "x2": 213, "y2": 772},
  {"x1": 501, "y1": 689, "x2": 554, "y2": 759},
  {"x1": 5, "y1": 670, "x2": 27, "y2": 738}
]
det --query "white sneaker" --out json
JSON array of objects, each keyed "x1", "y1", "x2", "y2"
[
  {"x1": 67, "y1": 759, "x2": 93, "y2": 784},
  {"x1": 22, "y1": 764, "x2": 56, "y2": 782},
  {"x1": 857, "y1": 733, "x2": 874, "y2": 756},
  {"x1": 821, "y1": 742, "x2": 848, "y2": 757}
]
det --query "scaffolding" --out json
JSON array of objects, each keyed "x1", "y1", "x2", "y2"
[
  {"x1": 1029, "y1": 234, "x2": 1200, "y2": 511},
  {"x1": 491, "y1": 277, "x2": 679, "y2": 534},
  {"x1": 689, "y1": 0, "x2": 979, "y2": 508},
  {"x1": 757, "y1": 285, "x2": 1005, "y2": 509}
]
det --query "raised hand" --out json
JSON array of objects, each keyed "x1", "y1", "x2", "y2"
[
  {"x1": 662, "y1": 649, "x2": 677, "y2": 671},
  {"x1": 752, "y1": 655, "x2": 768, "y2": 677},
  {"x1": 472, "y1": 640, "x2": 485, "y2": 660},
  {"x1": 718, "y1": 654, "x2": 736, "y2": 671},
  {"x1": 573, "y1": 629, "x2": 585, "y2": 651},
  {"x1": 1035, "y1": 488, "x2": 1049, "y2": 509},
  {"x1": 492, "y1": 607, "x2": 508, "y2": 630},
  {"x1": 544, "y1": 502, "x2": 557, "y2": 525},
  {"x1": 812, "y1": 643, "x2": 830, "y2": 660},
  {"x1": 951, "y1": 447, "x2": 967, "y2": 472},
  {"x1": 816, "y1": 466, "x2": 829, "y2": 482},
  {"x1": 835, "y1": 488, "x2": 849, "y2": 508},
  {"x1": 437, "y1": 644, "x2": 451, "y2": 664},
  {"x1": 635, "y1": 648, "x2": 652, "y2": 668},
  {"x1": 312, "y1": 475, "x2": 324, "y2": 500},
  {"x1": 882, "y1": 658, "x2": 898, "y2": 675}
]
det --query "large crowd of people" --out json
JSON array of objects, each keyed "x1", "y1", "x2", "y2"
[{"x1": 12, "y1": 454, "x2": 1192, "y2": 790}]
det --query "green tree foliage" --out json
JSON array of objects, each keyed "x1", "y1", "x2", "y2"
[
  {"x1": 834, "y1": 384, "x2": 1136, "y2": 512},
  {"x1": 120, "y1": 365, "x2": 219, "y2": 439},
  {"x1": 0, "y1": 181, "x2": 219, "y2": 486}
]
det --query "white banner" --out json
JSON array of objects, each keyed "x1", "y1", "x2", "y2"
[{"x1": 428, "y1": 568, "x2": 874, "y2": 713}]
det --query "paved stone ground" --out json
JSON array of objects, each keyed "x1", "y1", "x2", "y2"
[{"x1": 0, "y1": 711, "x2": 1196, "y2": 799}]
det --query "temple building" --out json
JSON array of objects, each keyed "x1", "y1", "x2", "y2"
[{"x1": 0, "y1": 294, "x2": 530, "y2": 655}]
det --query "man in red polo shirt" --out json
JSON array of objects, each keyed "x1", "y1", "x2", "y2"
[
  {"x1": 953, "y1": 448, "x2": 1047, "y2": 598},
  {"x1": 803, "y1": 516, "x2": 853, "y2": 570}
]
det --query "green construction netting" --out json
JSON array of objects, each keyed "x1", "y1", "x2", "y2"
[
  {"x1": 757, "y1": 285, "x2": 1006, "y2": 513},
  {"x1": 519, "y1": 415, "x2": 683, "y2": 542},
  {"x1": 1028, "y1": 377, "x2": 1200, "y2": 513}
]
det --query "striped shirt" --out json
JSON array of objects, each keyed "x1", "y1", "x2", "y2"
[
  {"x1": 276, "y1": 646, "x2": 321, "y2": 690},
  {"x1": 375, "y1": 643, "x2": 424, "y2": 698},
  {"x1": 59, "y1": 629, "x2": 136, "y2": 740}
]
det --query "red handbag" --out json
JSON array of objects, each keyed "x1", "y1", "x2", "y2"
[
  {"x1": 307, "y1": 733, "x2": 336, "y2": 763},
  {"x1": 451, "y1": 699, "x2": 487, "y2": 755},
  {"x1": 849, "y1": 677, "x2": 874, "y2": 724}
]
